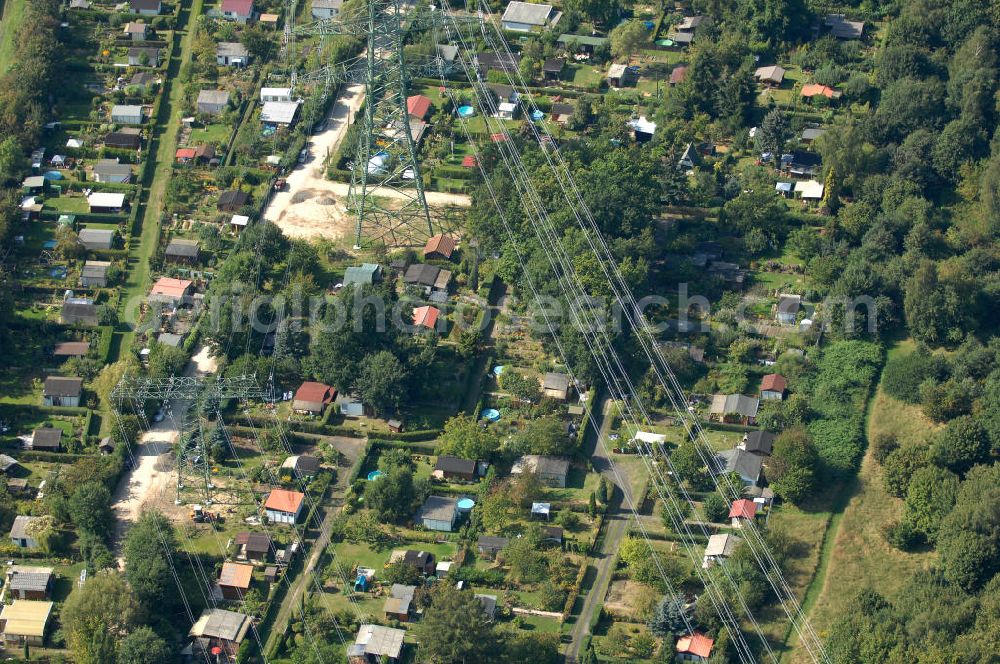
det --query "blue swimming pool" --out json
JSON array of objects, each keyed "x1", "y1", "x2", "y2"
[
  {"x1": 480, "y1": 408, "x2": 501, "y2": 422},
  {"x1": 457, "y1": 105, "x2": 475, "y2": 118}
]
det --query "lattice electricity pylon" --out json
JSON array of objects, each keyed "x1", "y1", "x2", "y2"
[
  {"x1": 295, "y1": 3, "x2": 480, "y2": 248},
  {"x1": 112, "y1": 374, "x2": 269, "y2": 505}
]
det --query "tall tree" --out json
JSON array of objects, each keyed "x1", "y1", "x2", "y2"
[
  {"x1": 438, "y1": 413, "x2": 501, "y2": 460},
  {"x1": 648, "y1": 593, "x2": 689, "y2": 638},
  {"x1": 68, "y1": 482, "x2": 113, "y2": 539},
  {"x1": 414, "y1": 584, "x2": 500, "y2": 663},
  {"x1": 768, "y1": 427, "x2": 819, "y2": 504},
  {"x1": 363, "y1": 466, "x2": 416, "y2": 523},
  {"x1": 356, "y1": 350, "x2": 408, "y2": 415},
  {"x1": 61, "y1": 573, "x2": 140, "y2": 664},
  {"x1": 118, "y1": 627, "x2": 171, "y2": 664},
  {"x1": 609, "y1": 20, "x2": 647, "y2": 60},
  {"x1": 123, "y1": 511, "x2": 177, "y2": 613}
]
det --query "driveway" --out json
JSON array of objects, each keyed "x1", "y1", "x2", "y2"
[{"x1": 263, "y1": 83, "x2": 366, "y2": 240}]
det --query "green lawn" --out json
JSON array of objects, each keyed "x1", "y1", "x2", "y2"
[
  {"x1": 43, "y1": 196, "x2": 90, "y2": 214},
  {"x1": 115, "y1": 0, "x2": 204, "y2": 344},
  {"x1": 189, "y1": 122, "x2": 232, "y2": 144},
  {"x1": 544, "y1": 466, "x2": 601, "y2": 504},
  {"x1": 566, "y1": 63, "x2": 605, "y2": 90}
]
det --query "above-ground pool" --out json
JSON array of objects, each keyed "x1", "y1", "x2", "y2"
[
  {"x1": 656, "y1": 39, "x2": 674, "y2": 47},
  {"x1": 457, "y1": 105, "x2": 475, "y2": 118},
  {"x1": 457, "y1": 498, "x2": 475, "y2": 511},
  {"x1": 43, "y1": 171, "x2": 63, "y2": 180},
  {"x1": 531, "y1": 110, "x2": 544, "y2": 121},
  {"x1": 367, "y1": 470, "x2": 383, "y2": 481},
  {"x1": 480, "y1": 408, "x2": 501, "y2": 422},
  {"x1": 49, "y1": 267, "x2": 67, "y2": 278},
  {"x1": 493, "y1": 365, "x2": 505, "y2": 376}
]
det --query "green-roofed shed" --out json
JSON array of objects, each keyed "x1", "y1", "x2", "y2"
[
  {"x1": 343, "y1": 263, "x2": 382, "y2": 287},
  {"x1": 557, "y1": 33, "x2": 608, "y2": 51}
]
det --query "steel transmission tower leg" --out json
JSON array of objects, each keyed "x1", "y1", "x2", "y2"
[
  {"x1": 349, "y1": 0, "x2": 434, "y2": 249},
  {"x1": 176, "y1": 400, "x2": 216, "y2": 505}
]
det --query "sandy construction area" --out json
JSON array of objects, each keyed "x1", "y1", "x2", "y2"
[
  {"x1": 111, "y1": 344, "x2": 220, "y2": 555},
  {"x1": 264, "y1": 83, "x2": 471, "y2": 243}
]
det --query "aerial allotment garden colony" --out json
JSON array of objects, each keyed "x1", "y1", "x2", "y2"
[{"x1": 0, "y1": 0, "x2": 997, "y2": 662}]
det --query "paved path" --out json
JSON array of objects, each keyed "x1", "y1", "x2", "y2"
[{"x1": 564, "y1": 397, "x2": 635, "y2": 663}]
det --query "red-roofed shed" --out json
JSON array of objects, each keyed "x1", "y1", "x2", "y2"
[
  {"x1": 760, "y1": 373, "x2": 787, "y2": 400},
  {"x1": 676, "y1": 632, "x2": 714, "y2": 660},
  {"x1": 423, "y1": 234, "x2": 456, "y2": 260},
  {"x1": 406, "y1": 95, "x2": 432, "y2": 120},
  {"x1": 292, "y1": 381, "x2": 335, "y2": 414},
  {"x1": 264, "y1": 489, "x2": 304, "y2": 523},
  {"x1": 413, "y1": 305, "x2": 440, "y2": 329},
  {"x1": 728, "y1": 499, "x2": 758, "y2": 526}
]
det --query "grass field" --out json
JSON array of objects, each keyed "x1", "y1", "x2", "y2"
[
  {"x1": 0, "y1": 0, "x2": 26, "y2": 73},
  {"x1": 786, "y1": 340, "x2": 938, "y2": 662}
]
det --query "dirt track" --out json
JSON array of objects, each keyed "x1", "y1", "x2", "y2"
[
  {"x1": 263, "y1": 83, "x2": 470, "y2": 243},
  {"x1": 111, "y1": 346, "x2": 219, "y2": 556}
]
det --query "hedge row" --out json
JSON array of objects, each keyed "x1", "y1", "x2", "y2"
[
  {"x1": 376, "y1": 428, "x2": 441, "y2": 443},
  {"x1": 368, "y1": 438, "x2": 438, "y2": 456},
  {"x1": 38, "y1": 211, "x2": 129, "y2": 224},
  {"x1": 0, "y1": 404, "x2": 89, "y2": 417}
]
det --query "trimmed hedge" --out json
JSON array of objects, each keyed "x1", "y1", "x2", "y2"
[{"x1": 377, "y1": 429, "x2": 441, "y2": 443}]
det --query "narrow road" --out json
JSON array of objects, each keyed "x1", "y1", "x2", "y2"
[
  {"x1": 262, "y1": 437, "x2": 362, "y2": 653},
  {"x1": 564, "y1": 397, "x2": 634, "y2": 663}
]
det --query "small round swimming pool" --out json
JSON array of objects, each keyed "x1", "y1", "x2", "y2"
[
  {"x1": 531, "y1": 110, "x2": 544, "y2": 121},
  {"x1": 457, "y1": 498, "x2": 475, "y2": 511},
  {"x1": 492, "y1": 365, "x2": 505, "y2": 376},
  {"x1": 457, "y1": 105, "x2": 475, "y2": 118},
  {"x1": 367, "y1": 470, "x2": 383, "y2": 481},
  {"x1": 480, "y1": 408, "x2": 501, "y2": 422}
]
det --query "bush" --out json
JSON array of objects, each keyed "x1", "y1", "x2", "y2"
[
  {"x1": 809, "y1": 417, "x2": 866, "y2": 477},
  {"x1": 871, "y1": 432, "x2": 899, "y2": 465},
  {"x1": 882, "y1": 349, "x2": 946, "y2": 404},
  {"x1": 703, "y1": 494, "x2": 728, "y2": 522},
  {"x1": 885, "y1": 519, "x2": 922, "y2": 551}
]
